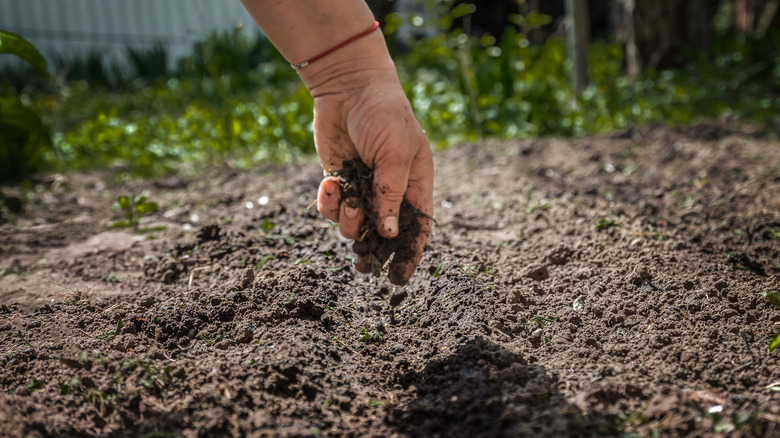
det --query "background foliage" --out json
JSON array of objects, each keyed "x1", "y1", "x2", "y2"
[{"x1": 0, "y1": 3, "x2": 778, "y2": 182}]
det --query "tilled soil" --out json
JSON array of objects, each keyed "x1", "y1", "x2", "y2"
[{"x1": 1, "y1": 126, "x2": 779, "y2": 437}]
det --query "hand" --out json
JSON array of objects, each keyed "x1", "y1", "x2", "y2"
[{"x1": 306, "y1": 52, "x2": 434, "y2": 285}]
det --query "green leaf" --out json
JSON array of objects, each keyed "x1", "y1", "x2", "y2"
[
  {"x1": 0, "y1": 30, "x2": 49, "y2": 77},
  {"x1": 259, "y1": 218, "x2": 274, "y2": 234},
  {"x1": 527, "y1": 12, "x2": 553, "y2": 28},
  {"x1": 769, "y1": 331, "x2": 780, "y2": 352},
  {"x1": 451, "y1": 3, "x2": 476, "y2": 19},
  {"x1": 0, "y1": 96, "x2": 52, "y2": 183},
  {"x1": 594, "y1": 217, "x2": 621, "y2": 230},
  {"x1": 433, "y1": 262, "x2": 445, "y2": 278},
  {"x1": 117, "y1": 195, "x2": 131, "y2": 210},
  {"x1": 26, "y1": 378, "x2": 44, "y2": 392},
  {"x1": 284, "y1": 292, "x2": 297, "y2": 307},
  {"x1": 573, "y1": 294, "x2": 585, "y2": 312},
  {"x1": 135, "y1": 201, "x2": 158, "y2": 215},
  {"x1": 763, "y1": 291, "x2": 780, "y2": 308},
  {"x1": 254, "y1": 254, "x2": 275, "y2": 269},
  {"x1": 109, "y1": 220, "x2": 132, "y2": 229}
]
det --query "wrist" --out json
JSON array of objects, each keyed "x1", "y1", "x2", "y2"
[{"x1": 296, "y1": 29, "x2": 398, "y2": 99}]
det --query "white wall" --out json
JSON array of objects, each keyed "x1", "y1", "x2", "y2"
[{"x1": 0, "y1": 0, "x2": 261, "y2": 73}]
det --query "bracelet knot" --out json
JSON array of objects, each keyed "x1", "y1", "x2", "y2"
[{"x1": 291, "y1": 21, "x2": 380, "y2": 70}]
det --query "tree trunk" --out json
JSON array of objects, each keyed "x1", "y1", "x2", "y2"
[
  {"x1": 630, "y1": 0, "x2": 717, "y2": 69},
  {"x1": 621, "y1": 0, "x2": 639, "y2": 77},
  {"x1": 566, "y1": 0, "x2": 590, "y2": 93}
]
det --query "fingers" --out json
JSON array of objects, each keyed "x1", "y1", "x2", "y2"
[
  {"x1": 388, "y1": 214, "x2": 432, "y2": 285},
  {"x1": 338, "y1": 197, "x2": 364, "y2": 240},
  {"x1": 317, "y1": 177, "x2": 341, "y2": 222},
  {"x1": 387, "y1": 144, "x2": 435, "y2": 285},
  {"x1": 371, "y1": 151, "x2": 411, "y2": 239},
  {"x1": 318, "y1": 177, "x2": 364, "y2": 240}
]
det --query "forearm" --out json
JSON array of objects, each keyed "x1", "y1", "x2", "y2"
[
  {"x1": 241, "y1": 0, "x2": 394, "y2": 95},
  {"x1": 240, "y1": 0, "x2": 374, "y2": 61}
]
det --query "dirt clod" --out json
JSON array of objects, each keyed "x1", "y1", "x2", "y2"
[{"x1": 336, "y1": 158, "x2": 423, "y2": 285}]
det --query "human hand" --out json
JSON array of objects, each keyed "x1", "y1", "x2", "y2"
[{"x1": 301, "y1": 42, "x2": 434, "y2": 285}]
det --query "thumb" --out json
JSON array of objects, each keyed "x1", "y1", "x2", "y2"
[{"x1": 371, "y1": 152, "x2": 411, "y2": 239}]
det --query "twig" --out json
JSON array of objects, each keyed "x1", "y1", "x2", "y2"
[
  {"x1": 306, "y1": 199, "x2": 317, "y2": 210},
  {"x1": 188, "y1": 266, "x2": 210, "y2": 288},
  {"x1": 16, "y1": 331, "x2": 36, "y2": 349},
  {"x1": 332, "y1": 336, "x2": 362, "y2": 357},
  {"x1": 741, "y1": 331, "x2": 761, "y2": 365},
  {"x1": 74, "y1": 328, "x2": 93, "y2": 338}
]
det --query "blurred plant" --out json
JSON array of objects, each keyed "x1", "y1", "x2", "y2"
[
  {"x1": 110, "y1": 193, "x2": 159, "y2": 232},
  {"x1": 764, "y1": 291, "x2": 780, "y2": 352},
  {"x1": 126, "y1": 44, "x2": 169, "y2": 84},
  {"x1": 0, "y1": 30, "x2": 52, "y2": 184},
  {"x1": 1, "y1": 12, "x2": 776, "y2": 180}
]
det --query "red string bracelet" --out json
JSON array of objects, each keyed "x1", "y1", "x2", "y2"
[{"x1": 290, "y1": 21, "x2": 380, "y2": 70}]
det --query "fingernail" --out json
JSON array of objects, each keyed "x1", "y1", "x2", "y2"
[
  {"x1": 324, "y1": 181, "x2": 335, "y2": 196},
  {"x1": 344, "y1": 205, "x2": 358, "y2": 219},
  {"x1": 384, "y1": 216, "x2": 398, "y2": 236}
]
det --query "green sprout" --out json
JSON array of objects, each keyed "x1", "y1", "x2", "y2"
[
  {"x1": 358, "y1": 326, "x2": 384, "y2": 343},
  {"x1": 764, "y1": 291, "x2": 780, "y2": 352},
  {"x1": 110, "y1": 193, "x2": 159, "y2": 232},
  {"x1": 595, "y1": 217, "x2": 622, "y2": 230}
]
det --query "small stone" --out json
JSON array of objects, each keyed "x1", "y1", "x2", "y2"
[
  {"x1": 524, "y1": 265, "x2": 549, "y2": 282},
  {"x1": 389, "y1": 290, "x2": 408, "y2": 307},
  {"x1": 138, "y1": 295, "x2": 156, "y2": 308}
]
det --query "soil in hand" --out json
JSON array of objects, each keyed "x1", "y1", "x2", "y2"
[{"x1": 336, "y1": 158, "x2": 422, "y2": 285}]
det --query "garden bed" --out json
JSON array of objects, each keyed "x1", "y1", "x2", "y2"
[{"x1": 1, "y1": 126, "x2": 779, "y2": 437}]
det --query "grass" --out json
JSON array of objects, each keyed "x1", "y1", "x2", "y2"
[
  {"x1": 16, "y1": 331, "x2": 36, "y2": 349},
  {"x1": 199, "y1": 334, "x2": 224, "y2": 346},
  {"x1": 358, "y1": 326, "x2": 385, "y2": 344},
  {"x1": 595, "y1": 217, "x2": 622, "y2": 230},
  {"x1": 96, "y1": 320, "x2": 124, "y2": 342}
]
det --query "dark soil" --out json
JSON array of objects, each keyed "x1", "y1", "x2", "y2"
[
  {"x1": 337, "y1": 158, "x2": 422, "y2": 285},
  {"x1": 1, "y1": 126, "x2": 779, "y2": 437}
]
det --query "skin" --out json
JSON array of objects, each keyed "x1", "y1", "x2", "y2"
[{"x1": 241, "y1": 0, "x2": 434, "y2": 284}]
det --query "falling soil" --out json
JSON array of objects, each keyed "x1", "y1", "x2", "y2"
[
  {"x1": 1, "y1": 125, "x2": 779, "y2": 437},
  {"x1": 336, "y1": 158, "x2": 422, "y2": 285}
]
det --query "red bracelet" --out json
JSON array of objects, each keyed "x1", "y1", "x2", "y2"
[{"x1": 290, "y1": 21, "x2": 380, "y2": 70}]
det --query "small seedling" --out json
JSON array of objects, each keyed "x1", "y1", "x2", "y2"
[
  {"x1": 367, "y1": 398, "x2": 387, "y2": 407},
  {"x1": 358, "y1": 326, "x2": 384, "y2": 343},
  {"x1": 110, "y1": 193, "x2": 159, "y2": 232},
  {"x1": 433, "y1": 262, "x2": 445, "y2": 278},
  {"x1": 259, "y1": 218, "x2": 274, "y2": 234},
  {"x1": 764, "y1": 291, "x2": 780, "y2": 352},
  {"x1": 16, "y1": 331, "x2": 35, "y2": 349},
  {"x1": 254, "y1": 254, "x2": 275, "y2": 269},
  {"x1": 199, "y1": 334, "x2": 224, "y2": 346},
  {"x1": 284, "y1": 293, "x2": 297, "y2": 307},
  {"x1": 97, "y1": 320, "x2": 124, "y2": 341},
  {"x1": 525, "y1": 197, "x2": 553, "y2": 213},
  {"x1": 26, "y1": 378, "x2": 44, "y2": 392},
  {"x1": 595, "y1": 217, "x2": 621, "y2": 230}
]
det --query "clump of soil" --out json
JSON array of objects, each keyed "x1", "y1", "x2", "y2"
[{"x1": 336, "y1": 158, "x2": 422, "y2": 285}]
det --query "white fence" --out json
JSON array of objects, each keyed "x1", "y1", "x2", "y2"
[{"x1": 0, "y1": 0, "x2": 261, "y2": 73}]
